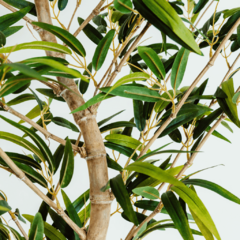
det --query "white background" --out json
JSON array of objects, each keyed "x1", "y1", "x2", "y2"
[{"x1": 0, "y1": 1, "x2": 240, "y2": 239}]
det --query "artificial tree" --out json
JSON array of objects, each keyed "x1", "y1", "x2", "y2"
[{"x1": 0, "y1": 0, "x2": 240, "y2": 240}]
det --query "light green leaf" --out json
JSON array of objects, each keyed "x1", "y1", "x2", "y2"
[
  {"x1": 114, "y1": 0, "x2": 133, "y2": 14},
  {"x1": 133, "y1": 186, "x2": 159, "y2": 200},
  {"x1": 29, "y1": 213, "x2": 44, "y2": 240}
]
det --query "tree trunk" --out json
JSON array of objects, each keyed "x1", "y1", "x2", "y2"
[{"x1": 34, "y1": 1, "x2": 112, "y2": 239}]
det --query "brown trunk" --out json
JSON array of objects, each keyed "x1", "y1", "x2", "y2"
[{"x1": 34, "y1": 1, "x2": 112, "y2": 239}]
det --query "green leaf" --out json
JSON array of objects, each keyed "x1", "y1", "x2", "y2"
[
  {"x1": 0, "y1": 31, "x2": 6, "y2": 47},
  {"x1": 0, "y1": 200, "x2": 11, "y2": 215},
  {"x1": 79, "y1": 62, "x2": 92, "y2": 94},
  {"x1": 0, "y1": 41, "x2": 71, "y2": 55},
  {"x1": 52, "y1": 117, "x2": 79, "y2": 132},
  {"x1": 107, "y1": 155, "x2": 123, "y2": 172},
  {"x1": 110, "y1": 174, "x2": 138, "y2": 225},
  {"x1": 60, "y1": 138, "x2": 74, "y2": 188},
  {"x1": 221, "y1": 120, "x2": 233, "y2": 133},
  {"x1": 7, "y1": 93, "x2": 35, "y2": 106},
  {"x1": 61, "y1": 190, "x2": 82, "y2": 240},
  {"x1": 193, "y1": 108, "x2": 223, "y2": 139},
  {"x1": 2, "y1": 26, "x2": 23, "y2": 37},
  {"x1": 105, "y1": 134, "x2": 143, "y2": 151},
  {"x1": 232, "y1": 91, "x2": 240, "y2": 104},
  {"x1": 171, "y1": 186, "x2": 221, "y2": 240},
  {"x1": 171, "y1": 48, "x2": 190, "y2": 90},
  {"x1": 23, "y1": 214, "x2": 66, "y2": 240},
  {"x1": 206, "y1": 126, "x2": 231, "y2": 143},
  {"x1": 93, "y1": 29, "x2": 115, "y2": 70},
  {"x1": 169, "y1": 128, "x2": 182, "y2": 143},
  {"x1": 100, "y1": 121, "x2": 136, "y2": 133},
  {"x1": 161, "y1": 191, "x2": 194, "y2": 240},
  {"x1": 100, "y1": 84, "x2": 161, "y2": 102},
  {"x1": 0, "y1": 115, "x2": 55, "y2": 172},
  {"x1": 78, "y1": 17, "x2": 103, "y2": 45},
  {"x1": 133, "y1": 100, "x2": 146, "y2": 131},
  {"x1": 36, "y1": 88, "x2": 64, "y2": 102},
  {"x1": 125, "y1": 162, "x2": 186, "y2": 187},
  {"x1": 18, "y1": 104, "x2": 41, "y2": 124},
  {"x1": 133, "y1": 186, "x2": 159, "y2": 200},
  {"x1": 29, "y1": 88, "x2": 43, "y2": 110},
  {"x1": 182, "y1": 179, "x2": 240, "y2": 204},
  {"x1": 22, "y1": 58, "x2": 88, "y2": 81},
  {"x1": 138, "y1": 46, "x2": 166, "y2": 79},
  {"x1": 104, "y1": 142, "x2": 138, "y2": 161},
  {"x1": 72, "y1": 189, "x2": 90, "y2": 213},
  {"x1": 114, "y1": 0, "x2": 133, "y2": 14},
  {"x1": 58, "y1": 0, "x2": 68, "y2": 11},
  {"x1": 0, "y1": 6, "x2": 32, "y2": 32},
  {"x1": 78, "y1": 203, "x2": 91, "y2": 225},
  {"x1": 142, "y1": 0, "x2": 201, "y2": 54},
  {"x1": 0, "y1": 152, "x2": 41, "y2": 170},
  {"x1": 32, "y1": 22, "x2": 85, "y2": 57},
  {"x1": 71, "y1": 93, "x2": 114, "y2": 113},
  {"x1": 193, "y1": 0, "x2": 209, "y2": 14},
  {"x1": 109, "y1": 72, "x2": 150, "y2": 94},
  {"x1": 2, "y1": 0, "x2": 36, "y2": 16},
  {"x1": 98, "y1": 110, "x2": 125, "y2": 127},
  {"x1": 29, "y1": 213, "x2": 44, "y2": 240}
]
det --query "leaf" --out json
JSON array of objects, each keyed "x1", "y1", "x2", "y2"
[
  {"x1": 93, "y1": 29, "x2": 115, "y2": 70},
  {"x1": 32, "y1": 22, "x2": 85, "y2": 57},
  {"x1": 104, "y1": 142, "x2": 138, "y2": 161},
  {"x1": 7, "y1": 93, "x2": 35, "y2": 106},
  {"x1": 169, "y1": 128, "x2": 182, "y2": 143},
  {"x1": 23, "y1": 58, "x2": 88, "y2": 81},
  {"x1": 72, "y1": 189, "x2": 90, "y2": 213},
  {"x1": 161, "y1": 191, "x2": 194, "y2": 240},
  {"x1": 0, "y1": 6, "x2": 32, "y2": 32},
  {"x1": 78, "y1": 203, "x2": 91, "y2": 225},
  {"x1": 23, "y1": 214, "x2": 66, "y2": 240},
  {"x1": 2, "y1": 26, "x2": 23, "y2": 38},
  {"x1": 71, "y1": 93, "x2": 114, "y2": 113},
  {"x1": 193, "y1": 108, "x2": 223, "y2": 139},
  {"x1": 0, "y1": 41, "x2": 71, "y2": 55},
  {"x1": 100, "y1": 121, "x2": 136, "y2": 133},
  {"x1": 0, "y1": 115, "x2": 55, "y2": 172},
  {"x1": 206, "y1": 126, "x2": 231, "y2": 143},
  {"x1": 221, "y1": 120, "x2": 233, "y2": 133},
  {"x1": 114, "y1": 0, "x2": 133, "y2": 14},
  {"x1": 0, "y1": 152, "x2": 41, "y2": 170},
  {"x1": 140, "y1": 0, "x2": 201, "y2": 54},
  {"x1": 60, "y1": 138, "x2": 74, "y2": 188},
  {"x1": 29, "y1": 88, "x2": 43, "y2": 110},
  {"x1": 138, "y1": 46, "x2": 166, "y2": 79},
  {"x1": 79, "y1": 62, "x2": 92, "y2": 94},
  {"x1": 182, "y1": 179, "x2": 240, "y2": 204},
  {"x1": 0, "y1": 200, "x2": 11, "y2": 215},
  {"x1": 58, "y1": 0, "x2": 68, "y2": 11},
  {"x1": 110, "y1": 174, "x2": 138, "y2": 225},
  {"x1": 105, "y1": 134, "x2": 143, "y2": 151},
  {"x1": 29, "y1": 213, "x2": 44, "y2": 240},
  {"x1": 0, "y1": 31, "x2": 6, "y2": 47},
  {"x1": 52, "y1": 117, "x2": 79, "y2": 132},
  {"x1": 78, "y1": 18, "x2": 103, "y2": 45},
  {"x1": 61, "y1": 190, "x2": 82, "y2": 240},
  {"x1": 171, "y1": 48, "x2": 190, "y2": 90},
  {"x1": 171, "y1": 186, "x2": 221, "y2": 240},
  {"x1": 109, "y1": 72, "x2": 150, "y2": 94},
  {"x1": 133, "y1": 186, "x2": 159, "y2": 200},
  {"x1": 98, "y1": 110, "x2": 125, "y2": 127},
  {"x1": 193, "y1": 0, "x2": 209, "y2": 14},
  {"x1": 232, "y1": 91, "x2": 240, "y2": 104},
  {"x1": 125, "y1": 162, "x2": 186, "y2": 188},
  {"x1": 36, "y1": 88, "x2": 64, "y2": 102},
  {"x1": 107, "y1": 155, "x2": 123, "y2": 172},
  {"x1": 100, "y1": 84, "x2": 161, "y2": 102},
  {"x1": 133, "y1": 100, "x2": 146, "y2": 132}
]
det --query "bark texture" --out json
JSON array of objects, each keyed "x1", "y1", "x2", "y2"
[{"x1": 34, "y1": 1, "x2": 112, "y2": 239}]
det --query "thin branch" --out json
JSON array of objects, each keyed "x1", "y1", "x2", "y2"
[
  {"x1": 0, "y1": 0, "x2": 35, "y2": 25},
  {"x1": 195, "y1": 0, "x2": 215, "y2": 27},
  {"x1": 137, "y1": 17, "x2": 240, "y2": 159},
  {"x1": 73, "y1": 0, "x2": 107, "y2": 37},
  {"x1": 0, "y1": 196, "x2": 28, "y2": 240},
  {"x1": 0, "y1": 103, "x2": 86, "y2": 156},
  {"x1": 0, "y1": 148, "x2": 87, "y2": 240},
  {"x1": 67, "y1": 1, "x2": 80, "y2": 31}
]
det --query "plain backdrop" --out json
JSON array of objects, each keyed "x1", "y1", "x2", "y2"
[{"x1": 0, "y1": 1, "x2": 240, "y2": 239}]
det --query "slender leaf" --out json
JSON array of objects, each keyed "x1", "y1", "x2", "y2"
[
  {"x1": 98, "y1": 110, "x2": 125, "y2": 127},
  {"x1": 52, "y1": 117, "x2": 79, "y2": 132},
  {"x1": 133, "y1": 186, "x2": 159, "y2": 200},
  {"x1": 29, "y1": 213, "x2": 44, "y2": 240}
]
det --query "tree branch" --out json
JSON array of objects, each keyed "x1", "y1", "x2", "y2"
[
  {"x1": 0, "y1": 103, "x2": 86, "y2": 156},
  {"x1": 0, "y1": 148, "x2": 87, "y2": 240},
  {"x1": 73, "y1": 0, "x2": 107, "y2": 37},
  {"x1": 0, "y1": 196, "x2": 28, "y2": 240},
  {"x1": 138, "y1": 17, "x2": 240, "y2": 159}
]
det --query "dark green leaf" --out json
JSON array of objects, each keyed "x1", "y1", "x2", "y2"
[
  {"x1": 58, "y1": 0, "x2": 68, "y2": 11},
  {"x1": 36, "y1": 88, "x2": 64, "y2": 102},
  {"x1": 52, "y1": 117, "x2": 79, "y2": 132},
  {"x1": 7, "y1": 93, "x2": 35, "y2": 106},
  {"x1": 0, "y1": 31, "x2": 6, "y2": 47},
  {"x1": 29, "y1": 213, "x2": 44, "y2": 240},
  {"x1": 2, "y1": 26, "x2": 22, "y2": 38},
  {"x1": 107, "y1": 155, "x2": 123, "y2": 172},
  {"x1": 100, "y1": 121, "x2": 136, "y2": 133},
  {"x1": 29, "y1": 88, "x2": 43, "y2": 111},
  {"x1": 79, "y1": 63, "x2": 92, "y2": 94},
  {"x1": 133, "y1": 100, "x2": 146, "y2": 131},
  {"x1": 72, "y1": 189, "x2": 90, "y2": 213},
  {"x1": 98, "y1": 110, "x2": 125, "y2": 127},
  {"x1": 193, "y1": 0, "x2": 209, "y2": 14},
  {"x1": 0, "y1": 201, "x2": 11, "y2": 215}
]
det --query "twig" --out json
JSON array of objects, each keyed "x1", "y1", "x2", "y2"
[
  {"x1": 0, "y1": 196, "x2": 28, "y2": 240},
  {"x1": 67, "y1": 1, "x2": 80, "y2": 31},
  {"x1": 137, "y1": 17, "x2": 240, "y2": 159},
  {"x1": 0, "y1": 103, "x2": 86, "y2": 156},
  {"x1": 73, "y1": 0, "x2": 107, "y2": 37},
  {"x1": 0, "y1": 148, "x2": 87, "y2": 240}
]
